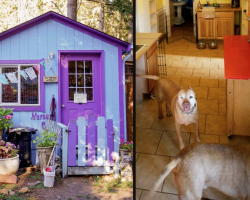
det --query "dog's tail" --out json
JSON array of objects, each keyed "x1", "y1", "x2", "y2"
[
  {"x1": 147, "y1": 158, "x2": 180, "y2": 200},
  {"x1": 136, "y1": 74, "x2": 160, "y2": 80}
]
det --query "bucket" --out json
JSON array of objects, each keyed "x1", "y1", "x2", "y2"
[
  {"x1": 43, "y1": 166, "x2": 55, "y2": 187},
  {"x1": 37, "y1": 146, "x2": 53, "y2": 174}
]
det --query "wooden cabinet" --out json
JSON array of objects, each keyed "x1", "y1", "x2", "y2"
[
  {"x1": 198, "y1": 17, "x2": 215, "y2": 39},
  {"x1": 197, "y1": 11, "x2": 234, "y2": 39},
  {"x1": 227, "y1": 79, "x2": 250, "y2": 136}
]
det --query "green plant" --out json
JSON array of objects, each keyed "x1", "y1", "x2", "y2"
[
  {"x1": 0, "y1": 142, "x2": 19, "y2": 158},
  {"x1": 33, "y1": 120, "x2": 59, "y2": 147},
  {"x1": 76, "y1": 194, "x2": 83, "y2": 198},
  {"x1": 0, "y1": 108, "x2": 13, "y2": 130},
  {"x1": 119, "y1": 139, "x2": 133, "y2": 153}
]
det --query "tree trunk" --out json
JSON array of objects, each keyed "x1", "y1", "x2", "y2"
[
  {"x1": 67, "y1": 0, "x2": 77, "y2": 21},
  {"x1": 99, "y1": 1, "x2": 104, "y2": 32}
]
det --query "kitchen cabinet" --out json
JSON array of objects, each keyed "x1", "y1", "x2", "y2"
[
  {"x1": 198, "y1": 17, "x2": 215, "y2": 39},
  {"x1": 197, "y1": 11, "x2": 234, "y2": 39}
]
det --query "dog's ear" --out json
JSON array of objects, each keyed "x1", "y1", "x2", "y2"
[{"x1": 188, "y1": 86, "x2": 194, "y2": 91}]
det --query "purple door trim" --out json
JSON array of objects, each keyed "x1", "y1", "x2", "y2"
[{"x1": 58, "y1": 50, "x2": 105, "y2": 124}]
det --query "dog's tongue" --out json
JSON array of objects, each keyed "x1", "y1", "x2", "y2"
[{"x1": 183, "y1": 102, "x2": 190, "y2": 111}]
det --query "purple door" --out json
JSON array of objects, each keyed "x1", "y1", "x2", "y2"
[{"x1": 60, "y1": 53, "x2": 105, "y2": 125}]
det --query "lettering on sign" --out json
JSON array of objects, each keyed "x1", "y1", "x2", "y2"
[
  {"x1": 43, "y1": 76, "x2": 58, "y2": 82},
  {"x1": 31, "y1": 112, "x2": 50, "y2": 120},
  {"x1": 74, "y1": 93, "x2": 87, "y2": 104}
]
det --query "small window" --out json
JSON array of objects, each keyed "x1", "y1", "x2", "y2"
[
  {"x1": 0, "y1": 64, "x2": 40, "y2": 106},
  {"x1": 68, "y1": 61, "x2": 93, "y2": 101}
]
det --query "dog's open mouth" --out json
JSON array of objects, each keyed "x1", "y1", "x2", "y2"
[{"x1": 183, "y1": 102, "x2": 191, "y2": 112}]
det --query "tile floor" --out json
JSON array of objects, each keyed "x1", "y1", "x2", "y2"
[{"x1": 136, "y1": 39, "x2": 250, "y2": 200}]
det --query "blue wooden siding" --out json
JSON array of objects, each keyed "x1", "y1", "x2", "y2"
[{"x1": 0, "y1": 19, "x2": 121, "y2": 165}]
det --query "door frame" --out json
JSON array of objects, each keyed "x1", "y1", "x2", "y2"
[{"x1": 58, "y1": 50, "x2": 105, "y2": 124}]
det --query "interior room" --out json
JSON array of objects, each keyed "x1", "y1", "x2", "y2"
[{"x1": 136, "y1": 0, "x2": 250, "y2": 199}]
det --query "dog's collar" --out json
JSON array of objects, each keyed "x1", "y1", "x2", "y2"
[{"x1": 181, "y1": 103, "x2": 197, "y2": 114}]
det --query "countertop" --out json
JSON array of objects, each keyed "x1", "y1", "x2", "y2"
[
  {"x1": 196, "y1": 6, "x2": 241, "y2": 12},
  {"x1": 136, "y1": 33, "x2": 162, "y2": 61},
  {"x1": 224, "y1": 35, "x2": 250, "y2": 79}
]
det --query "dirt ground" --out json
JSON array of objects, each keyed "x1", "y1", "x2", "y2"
[{"x1": 0, "y1": 169, "x2": 133, "y2": 200}]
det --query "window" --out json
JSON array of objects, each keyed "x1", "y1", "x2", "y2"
[
  {"x1": 68, "y1": 61, "x2": 93, "y2": 101},
  {"x1": 0, "y1": 64, "x2": 40, "y2": 106}
]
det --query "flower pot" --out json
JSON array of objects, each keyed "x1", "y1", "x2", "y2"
[
  {"x1": 0, "y1": 154, "x2": 19, "y2": 175},
  {"x1": 37, "y1": 146, "x2": 53, "y2": 174},
  {"x1": 119, "y1": 148, "x2": 132, "y2": 159}
]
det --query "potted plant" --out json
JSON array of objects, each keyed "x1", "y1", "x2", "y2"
[
  {"x1": 119, "y1": 139, "x2": 133, "y2": 180},
  {"x1": 0, "y1": 140, "x2": 19, "y2": 175},
  {"x1": 0, "y1": 108, "x2": 14, "y2": 140},
  {"x1": 119, "y1": 139, "x2": 133, "y2": 157},
  {"x1": 33, "y1": 120, "x2": 59, "y2": 173}
]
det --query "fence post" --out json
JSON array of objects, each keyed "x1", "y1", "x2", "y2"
[
  {"x1": 107, "y1": 119, "x2": 114, "y2": 166},
  {"x1": 68, "y1": 120, "x2": 77, "y2": 166},
  {"x1": 88, "y1": 114, "x2": 96, "y2": 166},
  {"x1": 57, "y1": 123, "x2": 68, "y2": 178},
  {"x1": 96, "y1": 117, "x2": 105, "y2": 166}
]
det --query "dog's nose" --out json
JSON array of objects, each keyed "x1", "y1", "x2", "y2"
[{"x1": 183, "y1": 101, "x2": 190, "y2": 110}]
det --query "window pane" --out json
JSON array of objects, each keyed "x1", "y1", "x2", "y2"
[
  {"x1": 77, "y1": 75, "x2": 84, "y2": 87},
  {"x1": 68, "y1": 61, "x2": 75, "y2": 73},
  {"x1": 77, "y1": 61, "x2": 84, "y2": 73},
  {"x1": 21, "y1": 66, "x2": 38, "y2": 104},
  {"x1": 85, "y1": 75, "x2": 92, "y2": 87},
  {"x1": 85, "y1": 61, "x2": 92, "y2": 73},
  {"x1": 69, "y1": 88, "x2": 76, "y2": 101},
  {"x1": 69, "y1": 75, "x2": 76, "y2": 87},
  {"x1": 86, "y1": 88, "x2": 93, "y2": 100},
  {"x1": 2, "y1": 67, "x2": 18, "y2": 103}
]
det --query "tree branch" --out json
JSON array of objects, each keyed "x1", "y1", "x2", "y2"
[{"x1": 51, "y1": 1, "x2": 64, "y2": 15}]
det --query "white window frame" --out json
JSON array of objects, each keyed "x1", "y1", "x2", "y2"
[{"x1": 0, "y1": 64, "x2": 40, "y2": 106}]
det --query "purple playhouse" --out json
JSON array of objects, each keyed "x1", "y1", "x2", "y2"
[{"x1": 0, "y1": 11, "x2": 132, "y2": 177}]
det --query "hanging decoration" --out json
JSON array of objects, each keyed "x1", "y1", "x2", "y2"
[
  {"x1": 24, "y1": 67, "x2": 37, "y2": 80},
  {"x1": 50, "y1": 95, "x2": 56, "y2": 121},
  {"x1": 33, "y1": 64, "x2": 39, "y2": 74},
  {"x1": 0, "y1": 74, "x2": 9, "y2": 84},
  {"x1": 5, "y1": 73, "x2": 18, "y2": 83}
]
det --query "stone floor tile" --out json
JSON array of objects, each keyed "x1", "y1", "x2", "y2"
[
  {"x1": 167, "y1": 68, "x2": 177, "y2": 76},
  {"x1": 175, "y1": 68, "x2": 193, "y2": 76},
  {"x1": 156, "y1": 131, "x2": 190, "y2": 157},
  {"x1": 181, "y1": 56, "x2": 196, "y2": 63},
  {"x1": 202, "y1": 187, "x2": 240, "y2": 200},
  {"x1": 140, "y1": 190, "x2": 179, "y2": 200},
  {"x1": 166, "y1": 76, "x2": 182, "y2": 85},
  {"x1": 190, "y1": 133, "x2": 219, "y2": 144},
  {"x1": 180, "y1": 77, "x2": 200, "y2": 87},
  {"x1": 200, "y1": 78, "x2": 218, "y2": 87},
  {"x1": 205, "y1": 115, "x2": 227, "y2": 135},
  {"x1": 192, "y1": 86, "x2": 208, "y2": 99},
  {"x1": 197, "y1": 99, "x2": 219, "y2": 115},
  {"x1": 166, "y1": 60, "x2": 173, "y2": 67},
  {"x1": 136, "y1": 189, "x2": 142, "y2": 200},
  {"x1": 136, "y1": 154, "x2": 169, "y2": 191},
  {"x1": 186, "y1": 62, "x2": 203, "y2": 69},
  {"x1": 196, "y1": 57, "x2": 211, "y2": 63},
  {"x1": 151, "y1": 114, "x2": 176, "y2": 131},
  {"x1": 219, "y1": 62, "x2": 225, "y2": 69},
  {"x1": 211, "y1": 57, "x2": 224, "y2": 63},
  {"x1": 219, "y1": 78, "x2": 227, "y2": 88},
  {"x1": 136, "y1": 110, "x2": 158, "y2": 129},
  {"x1": 136, "y1": 153, "x2": 140, "y2": 161},
  {"x1": 192, "y1": 69, "x2": 210, "y2": 77},
  {"x1": 167, "y1": 55, "x2": 182, "y2": 61},
  {"x1": 136, "y1": 100, "x2": 155, "y2": 111},
  {"x1": 220, "y1": 135, "x2": 250, "y2": 145},
  {"x1": 210, "y1": 69, "x2": 225, "y2": 78},
  {"x1": 219, "y1": 99, "x2": 227, "y2": 115},
  {"x1": 136, "y1": 128, "x2": 163, "y2": 154},
  {"x1": 171, "y1": 61, "x2": 187, "y2": 68},
  {"x1": 208, "y1": 87, "x2": 227, "y2": 100},
  {"x1": 162, "y1": 171, "x2": 178, "y2": 194},
  {"x1": 202, "y1": 62, "x2": 219, "y2": 69}
]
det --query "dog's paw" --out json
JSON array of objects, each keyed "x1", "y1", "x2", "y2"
[
  {"x1": 166, "y1": 113, "x2": 173, "y2": 117},
  {"x1": 158, "y1": 115, "x2": 164, "y2": 119}
]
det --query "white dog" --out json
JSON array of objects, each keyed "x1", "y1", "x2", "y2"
[
  {"x1": 137, "y1": 75, "x2": 201, "y2": 149},
  {"x1": 151, "y1": 143, "x2": 250, "y2": 200}
]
